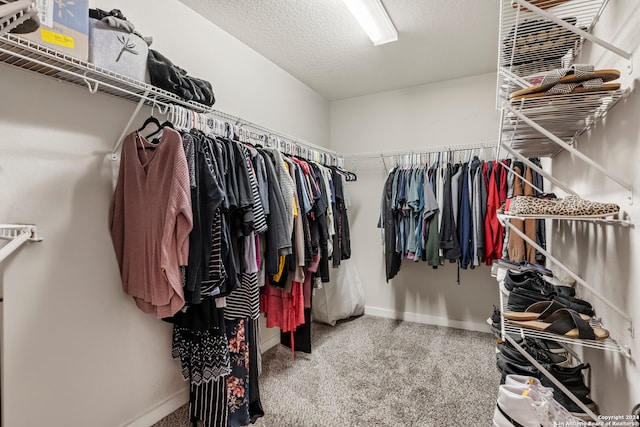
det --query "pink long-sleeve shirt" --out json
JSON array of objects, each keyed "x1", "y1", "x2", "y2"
[{"x1": 109, "y1": 128, "x2": 192, "y2": 318}]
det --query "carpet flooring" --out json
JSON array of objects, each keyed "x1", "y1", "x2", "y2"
[{"x1": 152, "y1": 315, "x2": 500, "y2": 427}]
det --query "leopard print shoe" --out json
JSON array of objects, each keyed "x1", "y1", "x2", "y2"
[{"x1": 506, "y1": 195, "x2": 619, "y2": 218}]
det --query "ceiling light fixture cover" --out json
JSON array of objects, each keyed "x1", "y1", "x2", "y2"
[{"x1": 342, "y1": 0, "x2": 398, "y2": 46}]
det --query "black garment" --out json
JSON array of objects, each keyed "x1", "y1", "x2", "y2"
[
  {"x1": 281, "y1": 307, "x2": 313, "y2": 354},
  {"x1": 530, "y1": 158, "x2": 547, "y2": 264},
  {"x1": 331, "y1": 167, "x2": 352, "y2": 266},
  {"x1": 230, "y1": 141, "x2": 254, "y2": 235},
  {"x1": 189, "y1": 377, "x2": 227, "y2": 427},
  {"x1": 459, "y1": 163, "x2": 473, "y2": 270},
  {"x1": 247, "y1": 318, "x2": 265, "y2": 423},
  {"x1": 147, "y1": 49, "x2": 216, "y2": 106},
  {"x1": 218, "y1": 139, "x2": 238, "y2": 211},
  {"x1": 380, "y1": 168, "x2": 401, "y2": 281},
  {"x1": 218, "y1": 212, "x2": 241, "y2": 296},
  {"x1": 440, "y1": 163, "x2": 461, "y2": 261},
  {"x1": 310, "y1": 163, "x2": 330, "y2": 282},
  {"x1": 226, "y1": 318, "x2": 250, "y2": 427},
  {"x1": 184, "y1": 137, "x2": 225, "y2": 304}
]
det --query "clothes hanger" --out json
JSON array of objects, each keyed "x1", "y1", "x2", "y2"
[
  {"x1": 138, "y1": 115, "x2": 161, "y2": 135},
  {"x1": 145, "y1": 120, "x2": 174, "y2": 139}
]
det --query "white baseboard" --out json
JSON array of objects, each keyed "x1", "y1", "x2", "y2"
[
  {"x1": 261, "y1": 331, "x2": 282, "y2": 353},
  {"x1": 364, "y1": 306, "x2": 490, "y2": 333},
  {"x1": 121, "y1": 388, "x2": 188, "y2": 427}
]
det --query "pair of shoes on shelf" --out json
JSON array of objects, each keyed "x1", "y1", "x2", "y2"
[
  {"x1": 494, "y1": 374, "x2": 588, "y2": 426},
  {"x1": 505, "y1": 195, "x2": 620, "y2": 218},
  {"x1": 508, "y1": 307, "x2": 609, "y2": 341},
  {"x1": 510, "y1": 64, "x2": 621, "y2": 101},
  {"x1": 494, "y1": 259, "x2": 553, "y2": 276},
  {"x1": 501, "y1": 17, "x2": 580, "y2": 68},
  {"x1": 496, "y1": 351, "x2": 599, "y2": 418},
  {"x1": 506, "y1": 282, "x2": 592, "y2": 317},
  {"x1": 497, "y1": 336, "x2": 571, "y2": 367},
  {"x1": 504, "y1": 269, "x2": 575, "y2": 297},
  {"x1": 506, "y1": 287, "x2": 608, "y2": 341}
]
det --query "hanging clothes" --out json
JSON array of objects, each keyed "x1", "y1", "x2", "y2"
[
  {"x1": 111, "y1": 119, "x2": 356, "y2": 426},
  {"x1": 379, "y1": 167, "x2": 402, "y2": 281},
  {"x1": 378, "y1": 152, "x2": 549, "y2": 278},
  {"x1": 458, "y1": 162, "x2": 473, "y2": 270},
  {"x1": 484, "y1": 161, "x2": 504, "y2": 266},
  {"x1": 424, "y1": 167, "x2": 440, "y2": 266},
  {"x1": 439, "y1": 163, "x2": 461, "y2": 261},
  {"x1": 109, "y1": 128, "x2": 192, "y2": 318},
  {"x1": 507, "y1": 162, "x2": 538, "y2": 263}
]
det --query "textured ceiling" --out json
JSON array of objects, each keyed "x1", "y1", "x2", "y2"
[{"x1": 180, "y1": 0, "x2": 499, "y2": 100}]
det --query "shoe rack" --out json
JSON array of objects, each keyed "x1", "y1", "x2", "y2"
[
  {"x1": 494, "y1": 0, "x2": 635, "y2": 422},
  {"x1": 497, "y1": 0, "x2": 633, "y2": 201}
]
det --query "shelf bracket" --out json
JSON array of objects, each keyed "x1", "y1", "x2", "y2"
[
  {"x1": 500, "y1": 217, "x2": 634, "y2": 333},
  {"x1": 83, "y1": 78, "x2": 99, "y2": 94},
  {"x1": 111, "y1": 90, "x2": 150, "y2": 161},
  {"x1": 0, "y1": 225, "x2": 42, "y2": 264},
  {"x1": 503, "y1": 333, "x2": 599, "y2": 421},
  {"x1": 503, "y1": 103, "x2": 634, "y2": 201},
  {"x1": 512, "y1": 0, "x2": 633, "y2": 71}
]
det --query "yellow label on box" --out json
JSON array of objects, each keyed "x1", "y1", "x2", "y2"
[{"x1": 40, "y1": 28, "x2": 75, "y2": 48}]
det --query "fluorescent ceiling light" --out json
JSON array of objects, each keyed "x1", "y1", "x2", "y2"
[{"x1": 342, "y1": 0, "x2": 398, "y2": 46}]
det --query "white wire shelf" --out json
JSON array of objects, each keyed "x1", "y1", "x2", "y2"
[
  {"x1": 0, "y1": 33, "x2": 213, "y2": 113},
  {"x1": 499, "y1": 289, "x2": 631, "y2": 358},
  {"x1": 498, "y1": 0, "x2": 606, "y2": 92},
  {"x1": 0, "y1": 224, "x2": 40, "y2": 241},
  {"x1": 498, "y1": 212, "x2": 632, "y2": 227},
  {"x1": 502, "y1": 323, "x2": 629, "y2": 356},
  {"x1": 496, "y1": 0, "x2": 632, "y2": 107},
  {"x1": 500, "y1": 88, "x2": 627, "y2": 157},
  {"x1": 498, "y1": 216, "x2": 634, "y2": 335},
  {"x1": 0, "y1": 224, "x2": 42, "y2": 264}
]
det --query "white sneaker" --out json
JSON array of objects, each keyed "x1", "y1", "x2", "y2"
[
  {"x1": 494, "y1": 383, "x2": 587, "y2": 427},
  {"x1": 506, "y1": 374, "x2": 597, "y2": 422}
]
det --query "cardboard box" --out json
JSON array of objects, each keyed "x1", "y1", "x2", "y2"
[{"x1": 20, "y1": 0, "x2": 89, "y2": 61}]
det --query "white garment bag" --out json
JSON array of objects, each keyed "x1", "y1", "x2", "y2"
[{"x1": 312, "y1": 258, "x2": 365, "y2": 326}]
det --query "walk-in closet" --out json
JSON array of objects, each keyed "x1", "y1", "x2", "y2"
[{"x1": 1, "y1": 0, "x2": 639, "y2": 426}]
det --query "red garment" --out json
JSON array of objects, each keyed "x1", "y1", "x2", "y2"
[
  {"x1": 484, "y1": 161, "x2": 504, "y2": 265},
  {"x1": 109, "y1": 129, "x2": 192, "y2": 317},
  {"x1": 261, "y1": 280, "x2": 304, "y2": 333}
]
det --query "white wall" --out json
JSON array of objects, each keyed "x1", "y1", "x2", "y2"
[
  {"x1": 548, "y1": 0, "x2": 640, "y2": 416},
  {"x1": 330, "y1": 73, "x2": 502, "y2": 331},
  {"x1": 0, "y1": 1, "x2": 329, "y2": 426}
]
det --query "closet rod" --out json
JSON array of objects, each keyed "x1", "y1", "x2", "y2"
[
  {"x1": 206, "y1": 108, "x2": 342, "y2": 163},
  {"x1": 343, "y1": 141, "x2": 497, "y2": 159}
]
